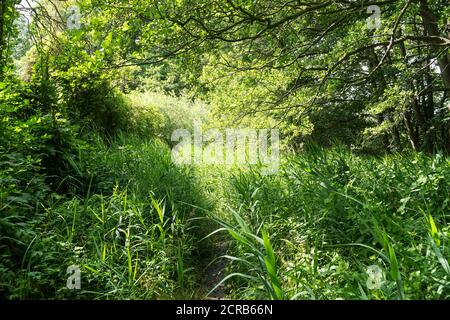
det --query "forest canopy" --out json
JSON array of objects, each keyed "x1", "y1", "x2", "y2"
[{"x1": 3, "y1": 0, "x2": 450, "y2": 151}]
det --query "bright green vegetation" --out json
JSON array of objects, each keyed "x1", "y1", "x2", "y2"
[
  {"x1": 1, "y1": 0, "x2": 450, "y2": 300},
  {"x1": 0, "y1": 134, "x2": 208, "y2": 299},
  {"x1": 214, "y1": 148, "x2": 450, "y2": 299},
  {"x1": 2, "y1": 127, "x2": 449, "y2": 299}
]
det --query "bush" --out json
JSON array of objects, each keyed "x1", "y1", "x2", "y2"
[{"x1": 125, "y1": 91, "x2": 208, "y2": 144}]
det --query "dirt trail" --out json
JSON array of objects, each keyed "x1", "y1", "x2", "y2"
[{"x1": 200, "y1": 239, "x2": 229, "y2": 300}]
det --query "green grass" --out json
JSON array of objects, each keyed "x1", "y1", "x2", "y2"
[
  {"x1": 2, "y1": 130, "x2": 449, "y2": 300},
  {"x1": 1, "y1": 133, "x2": 212, "y2": 299},
  {"x1": 214, "y1": 146, "x2": 450, "y2": 299}
]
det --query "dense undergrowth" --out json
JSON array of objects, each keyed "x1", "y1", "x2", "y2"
[
  {"x1": 1, "y1": 130, "x2": 212, "y2": 299},
  {"x1": 1, "y1": 78, "x2": 449, "y2": 300},
  {"x1": 214, "y1": 146, "x2": 450, "y2": 300}
]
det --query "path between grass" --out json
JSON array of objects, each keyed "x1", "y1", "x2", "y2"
[{"x1": 198, "y1": 232, "x2": 230, "y2": 300}]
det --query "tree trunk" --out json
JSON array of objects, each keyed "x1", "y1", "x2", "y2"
[
  {"x1": 419, "y1": 0, "x2": 449, "y2": 153},
  {"x1": 404, "y1": 110, "x2": 419, "y2": 150},
  {"x1": 419, "y1": 0, "x2": 450, "y2": 92},
  {"x1": 0, "y1": 0, "x2": 5, "y2": 75},
  {"x1": 367, "y1": 47, "x2": 392, "y2": 150}
]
